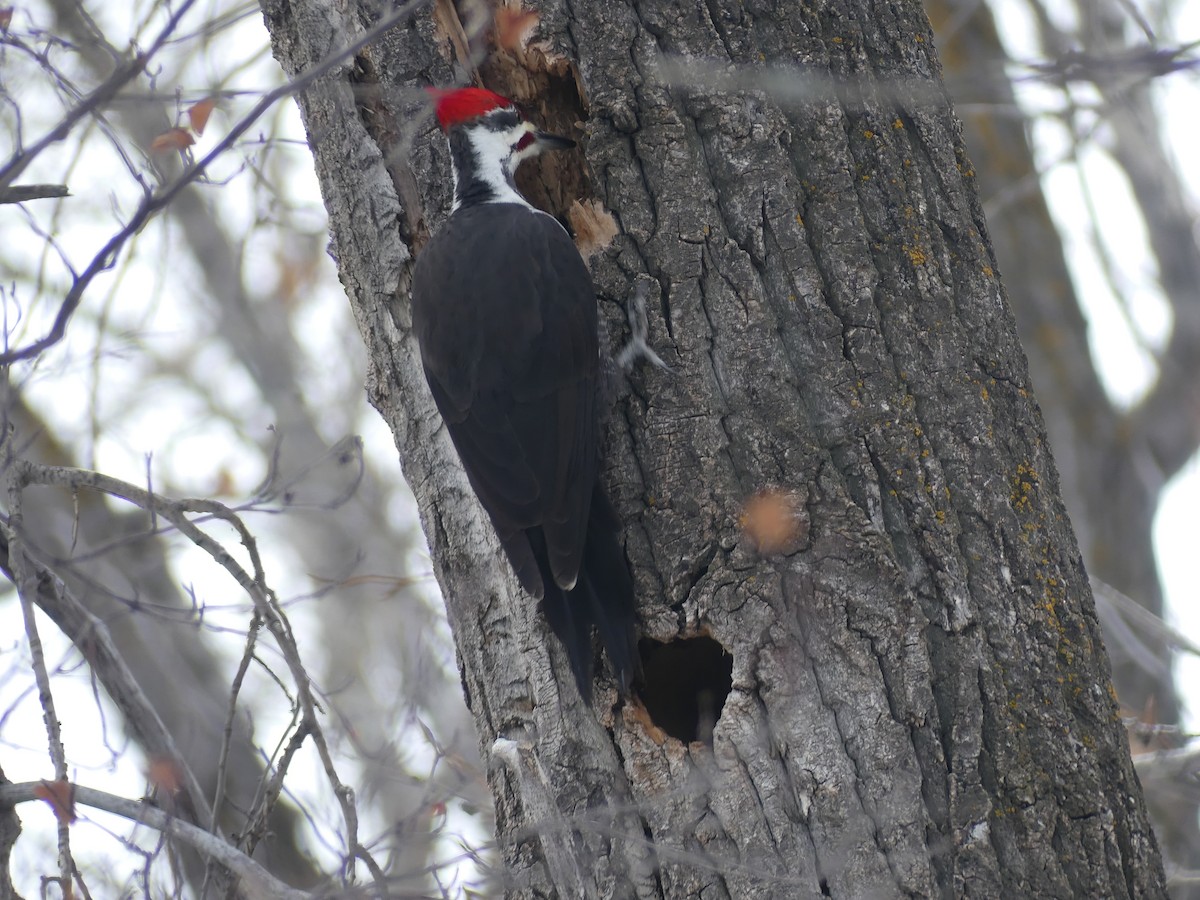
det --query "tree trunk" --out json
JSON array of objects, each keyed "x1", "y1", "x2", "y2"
[
  {"x1": 261, "y1": 0, "x2": 1168, "y2": 895},
  {"x1": 927, "y1": 2, "x2": 1200, "y2": 891}
]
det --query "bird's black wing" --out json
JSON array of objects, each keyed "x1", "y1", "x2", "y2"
[{"x1": 411, "y1": 203, "x2": 599, "y2": 598}]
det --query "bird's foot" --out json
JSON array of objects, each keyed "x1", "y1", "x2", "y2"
[{"x1": 615, "y1": 277, "x2": 672, "y2": 373}]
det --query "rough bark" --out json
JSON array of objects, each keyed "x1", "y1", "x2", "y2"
[
  {"x1": 262, "y1": 0, "x2": 1168, "y2": 896},
  {"x1": 0, "y1": 766, "x2": 20, "y2": 900}
]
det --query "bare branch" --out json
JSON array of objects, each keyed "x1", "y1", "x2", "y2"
[
  {"x1": 0, "y1": 0, "x2": 200, "y2": 190},
  {"x1": 1093, "y1": 580, "x2": 1200, "y2": 659},
  {"x1": 0, "y1": 184, "x2": 69, "y2": 203},
  {"x1": 1133, "y1": 743, "x2": 1200, "y2": 797},
  {"x1": 1170, "y1": 869, "x2": 1200, "y2": 888},
  {"x1": 4, "y1": 457, "x2": 75, "y2": 890},
  {"x1": 0, "y1": 425, "x2": 215, "y2": 833},
  {"x1": 209, "y1": 612, "x2": 262, "y2": 841},
  {"x1": 6, "y1": 447, "x2": 389, "y2": 888},
  {"x1": 0, "y1": 0, "x2": 431, "y2": 367},
  {"x1": 0, "y1": 780, "x2": 306, "y2": 900},
  {"x1": 0, "y1": 528, "x2": 212, "y2": 824}
]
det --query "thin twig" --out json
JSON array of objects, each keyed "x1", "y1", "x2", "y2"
[
  {"x1": 1168, "y1": 868, "x2": 1200, "y2": 887},
  {"x1": 201, "y1": 609, "x2": 263, "y2": 899},
  {"x1": 0, "y1": 528, "x2": 212, "y2": 825},
  {"x1": 0, "y1": 0, "x2": 201, "y2": 190},
  {"x1": 1133, "y1": 742, "x2": 1200, "y2": 787},
  {"x1": 5, "y1": 456, "x2": 75, "y2": 891},
  {"x1": 0, "y1": 184, "x2": 70, "y2": 203},
  {"x1": 0, "y1": 781, "x2": 307, "y2": 900},
  {"x1": 241, "y1": 715, "x2": 310, "y2": 858},
  {"x1": 0, "y1": 0, "x2": 433, "y2": 366},
  {"x1": 10, "y1": 456, "x2": 388, "y2": 890}
]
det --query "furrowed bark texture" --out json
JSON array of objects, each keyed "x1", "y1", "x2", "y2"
[{"x1": 261, "y1": 0, "x2": 1167, "y2": 896}]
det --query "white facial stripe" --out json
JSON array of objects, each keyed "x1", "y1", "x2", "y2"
[{"x1": 452, "y1": 121, "x2": 539, "y2": 210}]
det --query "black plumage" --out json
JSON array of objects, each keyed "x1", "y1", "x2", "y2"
[{"x1": 411, "y1": 202, "x2": 638, "y2": 701}]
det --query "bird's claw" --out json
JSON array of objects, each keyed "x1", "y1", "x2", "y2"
[{"x1": 616, "y1": 278, "x2": 673, "y2": 374}]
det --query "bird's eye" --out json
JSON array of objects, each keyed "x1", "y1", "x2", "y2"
[{"x1": 515, "y1": 132, "x2": 535, "y2": 152}]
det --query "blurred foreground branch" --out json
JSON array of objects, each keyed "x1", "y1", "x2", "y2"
[{"x1": 0, "y1": 780, "x2": 304, "y2": 900}]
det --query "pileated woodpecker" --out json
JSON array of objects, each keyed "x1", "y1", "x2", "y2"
[{"x1": 411, "y1": 87, "x2": 638, "y2": 702}]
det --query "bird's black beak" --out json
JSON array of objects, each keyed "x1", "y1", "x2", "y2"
[{"x1": 533, "y1": 130, "x2": 575, "y2": 152}]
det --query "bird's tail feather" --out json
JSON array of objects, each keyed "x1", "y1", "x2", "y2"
[{"x1": 537, "y1": 484, "x2": 639, "y2": 703}]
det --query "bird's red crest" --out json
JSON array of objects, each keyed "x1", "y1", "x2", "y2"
[{"x1": 426, "y1": 87, "x2": 514, "y2": 130}]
